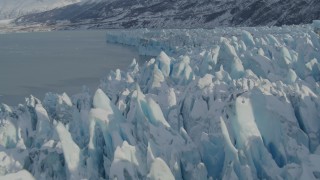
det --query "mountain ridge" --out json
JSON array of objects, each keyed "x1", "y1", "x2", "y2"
[{"x1": 12, "y1": 0, "x2": 320, "y2": 28}]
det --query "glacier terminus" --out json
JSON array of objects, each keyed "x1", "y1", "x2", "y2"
[{"x1": 1, "y1": 22, "x2": 320, "y2": 179}]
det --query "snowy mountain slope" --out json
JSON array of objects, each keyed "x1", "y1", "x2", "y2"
[
  {"x1": 15, "y1": 0, "x2": 320, "y2": 28},
  {"x1": 1, "y1": 24, "x2": 320, "y2": 179},
  {"x1": 0, "y1": 0, "x2": 82, "y2": 20}
]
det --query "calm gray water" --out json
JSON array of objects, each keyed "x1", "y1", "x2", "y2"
[{"x1": 0, "y1": 30, "x2": 141, "y2": 106}]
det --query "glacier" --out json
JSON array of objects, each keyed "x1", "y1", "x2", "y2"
[{"x1": 1, "y1": 23, "x2": 320, "y2": 179}]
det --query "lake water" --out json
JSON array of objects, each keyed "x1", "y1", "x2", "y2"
[{"x1": 0, "y1": 30, "x2": 142, "y2": 106}]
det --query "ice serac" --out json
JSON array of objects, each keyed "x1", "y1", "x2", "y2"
[
  {"x1": 0, "y1": 105, "x2": 18, "y2": 148},
  {"x1": 217, "y1": 38, "x2": 244, "y2": 78},
  {"x1": 88, "y1": 88, "x2": 127, "y2": 179},
  {"x1": 27, "y1": 96, "x2": 53, "y2": 148},
  {"x1": 135, "y1": 87, "x2": 170, "y2": 128},
  {"x1": 109, "y1": 141, "x2": 143, "y2": 180},
  {"x1": 241, "y1": 30, "x2": 255, "y2": 47},
  {"x1": 231, "y1": 95, "x2": 261, "y2": 149},
  {"x1": 229, "y1": 93, "x2": 280, "y2": 179},
  {"x1": 147, "y1": 158, "x2": 174, "y2": 180},
  {"x1": 43, "y1": 92, "x2": 73, "y2": 124},
  {"x1": 171, "y1": 55, "x2": 194, "y2": 85},
  {"x1": 156, "y1": 51, "x2": 171, "y2": 78},
  {"x1": 0, "y1": 170, "x2": 35, "y2": 180},
  {"x1": 1, "y1": 23, "x2": 320, "y2": 180},
  {"x1": 55, "y1": 122, "x2": 81, "y2": 179}
]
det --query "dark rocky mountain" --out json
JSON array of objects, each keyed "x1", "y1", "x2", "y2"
[{"x1": 14, "y1": 0, "x2": 320, "y2": 28}]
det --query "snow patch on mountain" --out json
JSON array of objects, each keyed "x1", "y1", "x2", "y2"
[{"x1": 0, "y1": 0, "x2": 82, "y2": 20}]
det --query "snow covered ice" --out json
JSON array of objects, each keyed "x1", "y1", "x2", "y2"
[{"x1": 1, "y1": 23, "x2": 320, "y2": 179}]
